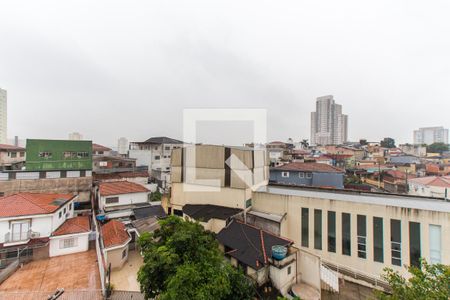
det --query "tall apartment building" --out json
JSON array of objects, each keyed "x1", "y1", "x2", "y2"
[
  {"x1": 0, "y1": 88, "x2": 7, "y2": 144},
  {"x1": 68, "y1": 132, "x2": 83, "y2": 140},
  {"x1": 311, "y1": 95, "x2": 348, "y2": 146},
  {"x1": 117, "y1": 137, "x2": 129, "y2": 155},
  {"x1": 413, "y1": 126, "x2": 449, "y2": 145}
]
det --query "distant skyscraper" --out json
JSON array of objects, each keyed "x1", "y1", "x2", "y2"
[
  {"x1": 68, "y1": 132, "x2": 83, "y2": 140},
  {"x1": 310, "y1": 95, "x2": 348, "y2": 145},
  {"x1": 117, "y1": 137, "x2": 129, "y2": 155},
  {"x1": 413, "y1": 127, "x2": 448, "y2": 145},
  {"x1": 0, "y1": 88, "x2": 7, "y2": 144}
]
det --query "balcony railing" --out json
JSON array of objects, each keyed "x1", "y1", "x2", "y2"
[{"x1": 4, "y1": 230, "x2": 40, "y2": 244}]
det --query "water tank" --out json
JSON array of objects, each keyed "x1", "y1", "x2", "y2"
[{"x1": 272, "y1": 245, "x2": 288, "y2": 260}]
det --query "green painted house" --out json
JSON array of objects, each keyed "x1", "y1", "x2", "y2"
[{"x1": 25, "y1": 139, "x2": 93, "y2": 171}]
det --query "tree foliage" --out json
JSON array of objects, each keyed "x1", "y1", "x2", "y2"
[
  {"x1": 137, "y1": 216, "x2": 255, "y2": 300},
  {"x1": 375, "y1": 259, "x2": 450, "y2": 300},
  {"x1": 150, "y1": 190, "x2": 162, "y2": 202},
  {"x1": 426, "y1": 143, "x2": 449, "y2": 154},
  {"x1": 380, "y1": 137, "x2": 396, "y2": 148}
]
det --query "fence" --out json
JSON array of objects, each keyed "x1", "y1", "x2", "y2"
[
  {"x1": 0, "y1": 170, "x2": 92, "y2": 181},
  {"x1": 92, "y1": 214, "x2": 107, "y2": 297}
]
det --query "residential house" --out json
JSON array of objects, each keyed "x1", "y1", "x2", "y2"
[
  {"x1": 92, "y1": 143, "x2": 112, "y2": 156},
  {"x1": 217, "y1": 220, "x2": 298, "y2": 295},
  {"x1": 270, "y1": 162, "x2": 344, "y2": 189},
  {"x1": 383, "y1": 170, "x2": 415, "y2": 194},
  {"x1": 182, "y1": 204, "x2": 242, "y2": 233},
  {"x1": 426, "y1": 163, "x2": 450, "y2": 176},
  {"x1": 129, "y1": 136, "x2": 184, "y2": 192},
  {"x1": 266, "y1": 141, "x2": 290, "y2": 166},
  {"x1": 408, "y1": 176, "x2": 450, "y2": 198},
  {"x1": 0, "y1": 193, "x2": 91, "y2": 261},
  {"x1": 93, "y1": 171, "x2": 149, "y2": 187},
  {"x1": 0, "y1": 144, "x2": 25, "y2": 170},
  {"x1": 93, "y1": 156, "x2": 137, "y2": 173},
  {"x1": 98, "y1": 181, "x2": 150, "y2": 212},
  {"x1": 100, "y1": 219, "x2": 131, "y2": 270}
]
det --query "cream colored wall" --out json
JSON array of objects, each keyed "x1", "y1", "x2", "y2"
[
  {"x1": 252, "y1": 191, "x2": 450, "y2": 279},
  {"x1": 171, "y1": 182, "x2": 251, "y2": 209},
  {"x1": 105, "y1": 244, "x2": 129, "y2": 270},
  {"x1": 269, "y1": 261, "x2": 296, "y2": 296}
]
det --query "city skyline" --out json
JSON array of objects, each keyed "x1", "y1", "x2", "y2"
[{"x1": 1, "y1": 0, "x2": 450, "y2": 147}]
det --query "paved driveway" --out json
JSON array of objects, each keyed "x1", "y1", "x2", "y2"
[{"x1": 0, "y1": 250, "x2": 102, "y2": 299}]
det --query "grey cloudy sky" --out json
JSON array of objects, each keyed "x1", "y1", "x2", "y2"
[{"x1": 1, "y1": 0, "x2": 449, "y2": 148}]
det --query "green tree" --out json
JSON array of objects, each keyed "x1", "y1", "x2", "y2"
[
  {"x1": 426, "y1": 143, "x2": 449, "y2": 154},
  {"x1": 137, "y1": 216, "x2": 255, "y2": 300},
  {"x1": 150, "y1": 190, "x2": 162, "y2": 202},
  {"x1": 375, "y1": 259, "x2": 450, "y2": 300},
  {"x1": 380, "y1": 137, "x2": 396, "y2": 148},
  {"x1": 300, "y1": 139, "x2": 309, "y2": 149}
]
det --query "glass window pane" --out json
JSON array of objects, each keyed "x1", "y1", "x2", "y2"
[
  {"x1": 302, "y1": 208, "x2": 309, "y2": 247},
  {"x1": 373, "y1": 217, "x2": 384, "y2": 263},
  {"x1": 327, "y1": 211, "x2": 336, "y2": 253},
  {"x1": 429, "y1": 225, "x2": 441, "y2": 264},
  {"x1": 391, "y1": 219, "x2": 401, "y2": 266},
  {"x1": 357, "y1": 215, "x2": 367, "y2": 259},
  {"x1": 342, "y1": 213, "x2": 351, "y2": 256},
  {"x1": 409, "y1": 222, "x2": 421, "y2": 267},
  {"x1": 314, "y1": 209, "x2": 322, "y2": 250}
]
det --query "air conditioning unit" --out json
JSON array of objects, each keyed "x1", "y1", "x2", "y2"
[{"x1": 30, "y1": 232, "x2": 40, "y2": 238}]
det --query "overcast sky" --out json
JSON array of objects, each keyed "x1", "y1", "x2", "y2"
[{"x1": 1, "y1": 0, "x2": 449, "y2": 148}]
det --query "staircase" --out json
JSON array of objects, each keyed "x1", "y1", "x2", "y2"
[{"x1": 321, "y1": 264, "x2": 339, "y2": 293}]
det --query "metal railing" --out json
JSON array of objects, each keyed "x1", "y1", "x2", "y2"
[{"x1": 4, "y1": 230, "x2": 32, "y2": 244}]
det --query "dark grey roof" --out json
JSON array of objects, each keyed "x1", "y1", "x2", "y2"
[
  {"x1": 143, "y1": 136, "x2": 183, "y2": 144},
  {"x1": 133, "y1": 205, "x2": 167, "y2": 220},
  {"x1": 216, "y1": 221, "x2": 293, "y2": 270},
  {"x1": 182, "y1": 204, "x2": 242, "y2": 222},
  {"x1": 132, "y1": 216, "x2": 160, "y2": 234}
]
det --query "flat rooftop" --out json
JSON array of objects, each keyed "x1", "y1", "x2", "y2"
[{"x1": 257, "y1": 185, "x2": 450, "y2": 213}]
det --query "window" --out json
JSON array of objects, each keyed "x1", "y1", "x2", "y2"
[
  {"x1": 373, "y1": 217, "x2": 384, "y2": 263},
  {"x1": 281, "y1": 172, "x2": 289, "y2": 178},
  {"x1": 409, "y1": 222, "x2": 421, "y2": 267},
  {"x1": 306, "y1": 173, "x2": 312, "y2": 179},
  {"x1": 429, "y1": 225, "x2": 441, "y2": 264},
  {"x1": 59, "y1": 211, "x2": 62, "y2": 218},
  {"x1": 245, "y1": 199, "x2": 252, "y2": 208},
  {"x1": 20, "y1": 152, "x2": 25, "y2": 157},
  {"x1": 11, "y1": 221, "x2": 30, "y2": 242},
  {"x1": 165, "y1": 146, "x2": 170, "y2": 151},
  {"x1": 69, "y1": 203, "x2": 72, "y2": 211},
  {"x1": 154, "y1": 155, "x2": 160, "y2": 160},
  {"x1": 105, "y1": 197, "x2": 119, "y2": 204},
  {"x1": 63, "y1": 208, "x2": 66, "y2": 214},
  {"x1": 60, "y1": 237, "x2": 77, "y2": 249},
  {"x1": 63, "y1": 152, "x2": 73, "y2": 159},
  {"x1": 327, "y1": 211, "x2": 336, "y2": 253},
  {"x1": 314, "y1": 209, "x2": 322, "y2": 250},
  {"x1": 122, "y1": 248, "x2": 127, "y2": 259},
  {"x1": 299, "y1": 172, "x2": 305, "y2": 178},
  {"x1": 301, "y1": 208, "x2": 309, "y2": 247},
  {"x1": 391, "y1": 219, "x2": 401, "y2": 266},
  {"x1": 287, "y1": 266, "x2": 292, "y2": 275},
  {"x1": 77, "y1": 152, "x2": 89, "y2": 158},
  {"x1": 11, "y1": 152, "x2": 17, "y2": 158},
  {"x1": 173, "y1": 209, "x2": 183, "y2": 217},
  {"x1": 38, "y1": 152, "x2": 52, "y2": 158},
  {"x1": 342, "y1": 213, "x2": 351, "y2": 256},
  {"x1": 357, "y1": 215, "x2": 367, "y2": 259}
]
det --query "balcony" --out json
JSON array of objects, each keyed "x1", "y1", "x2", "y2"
[{"x1": 4, "y1": 230, "x2": 40, "y2": 244}]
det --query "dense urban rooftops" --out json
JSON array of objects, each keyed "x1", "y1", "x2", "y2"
[
  {"x1": 99, "y1": 181, "x2": 149, "y2": 196},
  {"x1": 273, "y1": 162, "x2": 344, "y2": 173},
  {"x1": 0, "y1": 193, "x2": 74, "y2": 218}
]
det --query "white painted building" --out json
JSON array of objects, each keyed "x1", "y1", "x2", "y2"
[
  {"x1": 0, "y1": 193, "x2": 91, "y2": 258},
  {"x1": 0, "y1": 88, "x2": 7, "y2": 144},
  {"x1": 68, "y1": 132, "x2": 83, "y2": 141},
  {"x1": 408, "y1": 176, "x2": 450, "y2": 199},
  {"x1": 98, "y1": 181, "x2": 150, "y2": 212},
  {"x1": 117, "y1": 137, "x2": 129, "y2": 155}
]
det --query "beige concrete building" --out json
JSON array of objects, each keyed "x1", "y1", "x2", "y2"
[{"x1": 251, "y1": 185, "x2": 450, "y2": 283}]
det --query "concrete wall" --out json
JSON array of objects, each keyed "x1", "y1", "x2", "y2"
[
  {"x1": 252, "y1": 190, "x2": 450, "y2": 279},
  {"x1": 0, "y1": 177, "x2": 92, "y2": 202},
  {"x1": 270, "y1": 260, "x2": 297, "y2": 295},
  {"x1": 297, "y1": 250, "x2": 321, "y2": 291},
  {"x1": 105, "y1": 244, "x2": 129, "y2": 270},
  {"x1": 270, "y1": 170, "x2": 344, "y2": 189},
  {"x1": 49, "y1": 233, "x2": 90, "y2": 257},
  {"x1": 99, "y1": 192, "x2": 149, "y2": 211}
]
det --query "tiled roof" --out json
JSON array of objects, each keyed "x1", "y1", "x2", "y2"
[
  {"x1": 93, "y1": 143, "x2": 112, "y2": 152},
  {"x1": 0, "y1": 144, "x2": 25, "y2": 151},
  {"x1": 217, "y1": 221, "x2": 293, "y2": 270},
  {"x1": 142, "y1": 136, "x2": 183, "y2": 144},
  {"x1": 101, "y1": 220, "x2": 130, "y2": 248},
  {"x1": 0, "y1": 193, "x2": 74, "y2": 218},
  {"x1": 93, "y1": 171, "x2": 149, "y2": 181},
  {"x1": 99, "y1": 181, "x2": 149, "y2": 196},
  {"x1": 52, "y1": 216, "x2": 91, "y2": 236},
  {"x1": 409, "y1": 176, "x2": 450, "y2": 188},
  {"x1": 384, "y1": 170, "x2": 416, "y2": 180},
  {"x1": 273, "y1": 162, "x2": 344, "y2": 173}
]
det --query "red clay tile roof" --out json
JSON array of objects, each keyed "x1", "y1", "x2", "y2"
[
  {"x1": 92, "y1": 143, "x2": 112, "y2": 152},
  {"x1": 274, "y1": 162, "x2": 344, "y2": 173},
  {"x1": 101, "y1": 220, "x2": 130, "y2": 248},
  {"x1": 384, "y1": 170, "x2": 416, "y2": 180},
  {"x1": 0, "y1": 193, "x2": 74, "y2": 218},
  {"x1": 409, "y1": 176, "x2": 450, "y2": 188},
  {"x1": 52, "y1": 216, "x2": 91, "y2": 236},
  {"x1": 0, "y1": 144, "x2": 25, "y2": 151},
  {"x1": 99, "y1": 181, "x2": 149, "y2": 196}
]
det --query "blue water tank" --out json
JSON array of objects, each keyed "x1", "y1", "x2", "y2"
[
  {"x1": 96, "y1": 215, "x2": 107, "y2": 222},
  {"x1": 272, "y1": 245, "x2": 288, "y2": 260}
]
